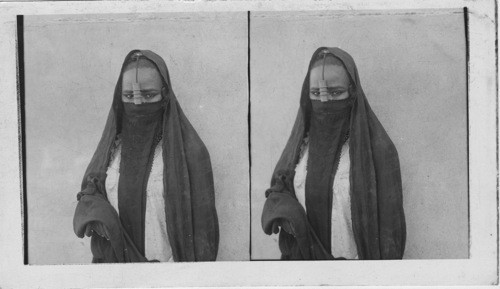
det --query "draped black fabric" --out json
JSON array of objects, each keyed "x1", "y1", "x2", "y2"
[
  {"x1": 261, "y1": 172, "x2": 345, "y2": 260},
  {"x1": 74, "y1": 49, "x2": 219, "y2": 262},
  {"x1": 262, "y1": 47, "x2": 406, "y2": 260},
  {"x1": 262, "y1": 189, "x2": 331, "y2": 260},
  {"x1": 118, "y1": 102, "x2": 164, "y2": 255},
  {"x1": 305, "y1": 98, "x2": 351, "y2": 253},
  {"x1": 73, "y1": 183, "x2": 148, "y2": 263}
]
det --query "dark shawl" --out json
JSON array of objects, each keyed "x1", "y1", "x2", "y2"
[
  {"x1": 73, "y1": 49, "x2": 219, "y2": 262},
  {"x1": 261, "y1": 47, "x2": 406, "y2": 260},
  {"x1": 73, "y1": 179, "x2": 148, "y2": 262}
]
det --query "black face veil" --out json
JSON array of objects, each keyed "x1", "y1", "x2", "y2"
[{"x1": 305, "y1": 53, "x2": 353, "y2": 253}]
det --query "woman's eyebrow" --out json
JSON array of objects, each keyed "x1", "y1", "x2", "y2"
[
  {"x1": 122, "y1": 89, "x2": 159, "y2": 94},
  {"x1": 327, "y1": 85, "x2": 348, "y2": 89},
  {"x1": 140, "y1": 89, "x2": 160, "y2": 93},
  {"x1": 310, "y1": 86, "x2": 347, "y2": 90}
]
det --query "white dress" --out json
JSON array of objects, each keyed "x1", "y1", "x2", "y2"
[
  {"x1": 293, "y1": 138, "x2": 359, "y2": 259},
  {"x1": 105, "y1": 139, "x2": 174, "y2": 262}
]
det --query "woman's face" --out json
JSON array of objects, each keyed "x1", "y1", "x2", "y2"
[
  {"x1": 309, "y1": 63, "x2": 350, "y2": 102},
  {"x1": 122, "y1": 65, "x2": 163, "y2": 104}
]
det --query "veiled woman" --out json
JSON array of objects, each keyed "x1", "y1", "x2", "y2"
[
  {"x1": 261, "y1": 47, "x2": 406, "y2": 260},
  {"x1": 73, "y1": 50, "x2": 219, "y2": 262}
]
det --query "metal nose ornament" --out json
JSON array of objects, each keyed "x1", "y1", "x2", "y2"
[
  {"x1": 317, "y1": 51, "x2": 332, "y2": 102},
  {"x1": 318, "y1": 80, "x2": 329, "y2": 102},
  {"x1": 132, "y1": 82, "x2": 143, "y2": 105},
  {"x1": 132, "y1": 55, "x2": 143, "y2": 105}
]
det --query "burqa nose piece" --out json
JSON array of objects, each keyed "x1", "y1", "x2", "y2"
[
  {"x1": 318, "y1": 53, "x2": 329, "y2": 102},
  {"x1": 318, "y1": 80, "x2": 329, "y2": 102},
  {"x1": 132, "y1": 82, "x2": 143, "y2": 105},
  {"x1": 132, "y1": 56, "x2": 143, "y2": 105}
]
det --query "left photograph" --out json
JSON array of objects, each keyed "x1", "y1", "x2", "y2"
[{"x1": 22, "y1": 13, "x2": 249, "y2": 264}]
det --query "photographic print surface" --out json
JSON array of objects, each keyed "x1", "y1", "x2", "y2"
[
  {"x1": 23, "y1": 12, "x2": 249, "y2": 264},
  {"x1": 1, "y1": 0, "x2": 496, "y2": 287},
  {"x1": 250, "y1": 9, "x2": 468, "y2": 260}
]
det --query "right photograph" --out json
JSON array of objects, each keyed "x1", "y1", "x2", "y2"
[{"x1": 250, "y1": 9, "x2": 468, "y2": 260}]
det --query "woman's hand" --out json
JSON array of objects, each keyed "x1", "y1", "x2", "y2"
[
  {"x1": 272, "y1": 219, "x2": 296, "y2": 236},
  {"x1": 84, "y1": 221, "x2": 110, "y2": 240}
]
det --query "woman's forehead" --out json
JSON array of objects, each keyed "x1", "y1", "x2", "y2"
[
  {"x1": 309, "y1": 64, "x2": 350, "y2": 86},
  {"x1": 122, "y1": 66, "x2": 162, "y2": 88}
]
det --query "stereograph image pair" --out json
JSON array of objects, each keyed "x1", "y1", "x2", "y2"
[{"x1": 22, "y1": 10, "x2": 468, "y2": 264}]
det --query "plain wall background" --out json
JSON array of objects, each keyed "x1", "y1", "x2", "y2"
[
  {"x1": 250, "y1": 10, "x2": 468, "y2": 259},
  {"x1": 24, "y1": 12, "x2": 249, "y2": 264}
]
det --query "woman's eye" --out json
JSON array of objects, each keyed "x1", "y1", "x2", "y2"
[
  {"x1": 123, "y1": 94, "x2": 133, "y2": 99},
  {"x1": 311, "y1": 91, "x2": 320, "y2": 96},
  {"x1": 330, "y1": 90, "x2": 344, "y2": 96}
]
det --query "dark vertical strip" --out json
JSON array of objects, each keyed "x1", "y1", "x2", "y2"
[
  {"x1": 16, "y1": 15, "x2": 28, "y2": 265},
  {"x1": 493, "y1": 0, "x2": 499, "y2": 277},
  {"x1": 247, "y1": 10, "x2": 252, "y2": 260},
  {"x1": 463, "y1": 7, "x2": 470, "y2": 259}
]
